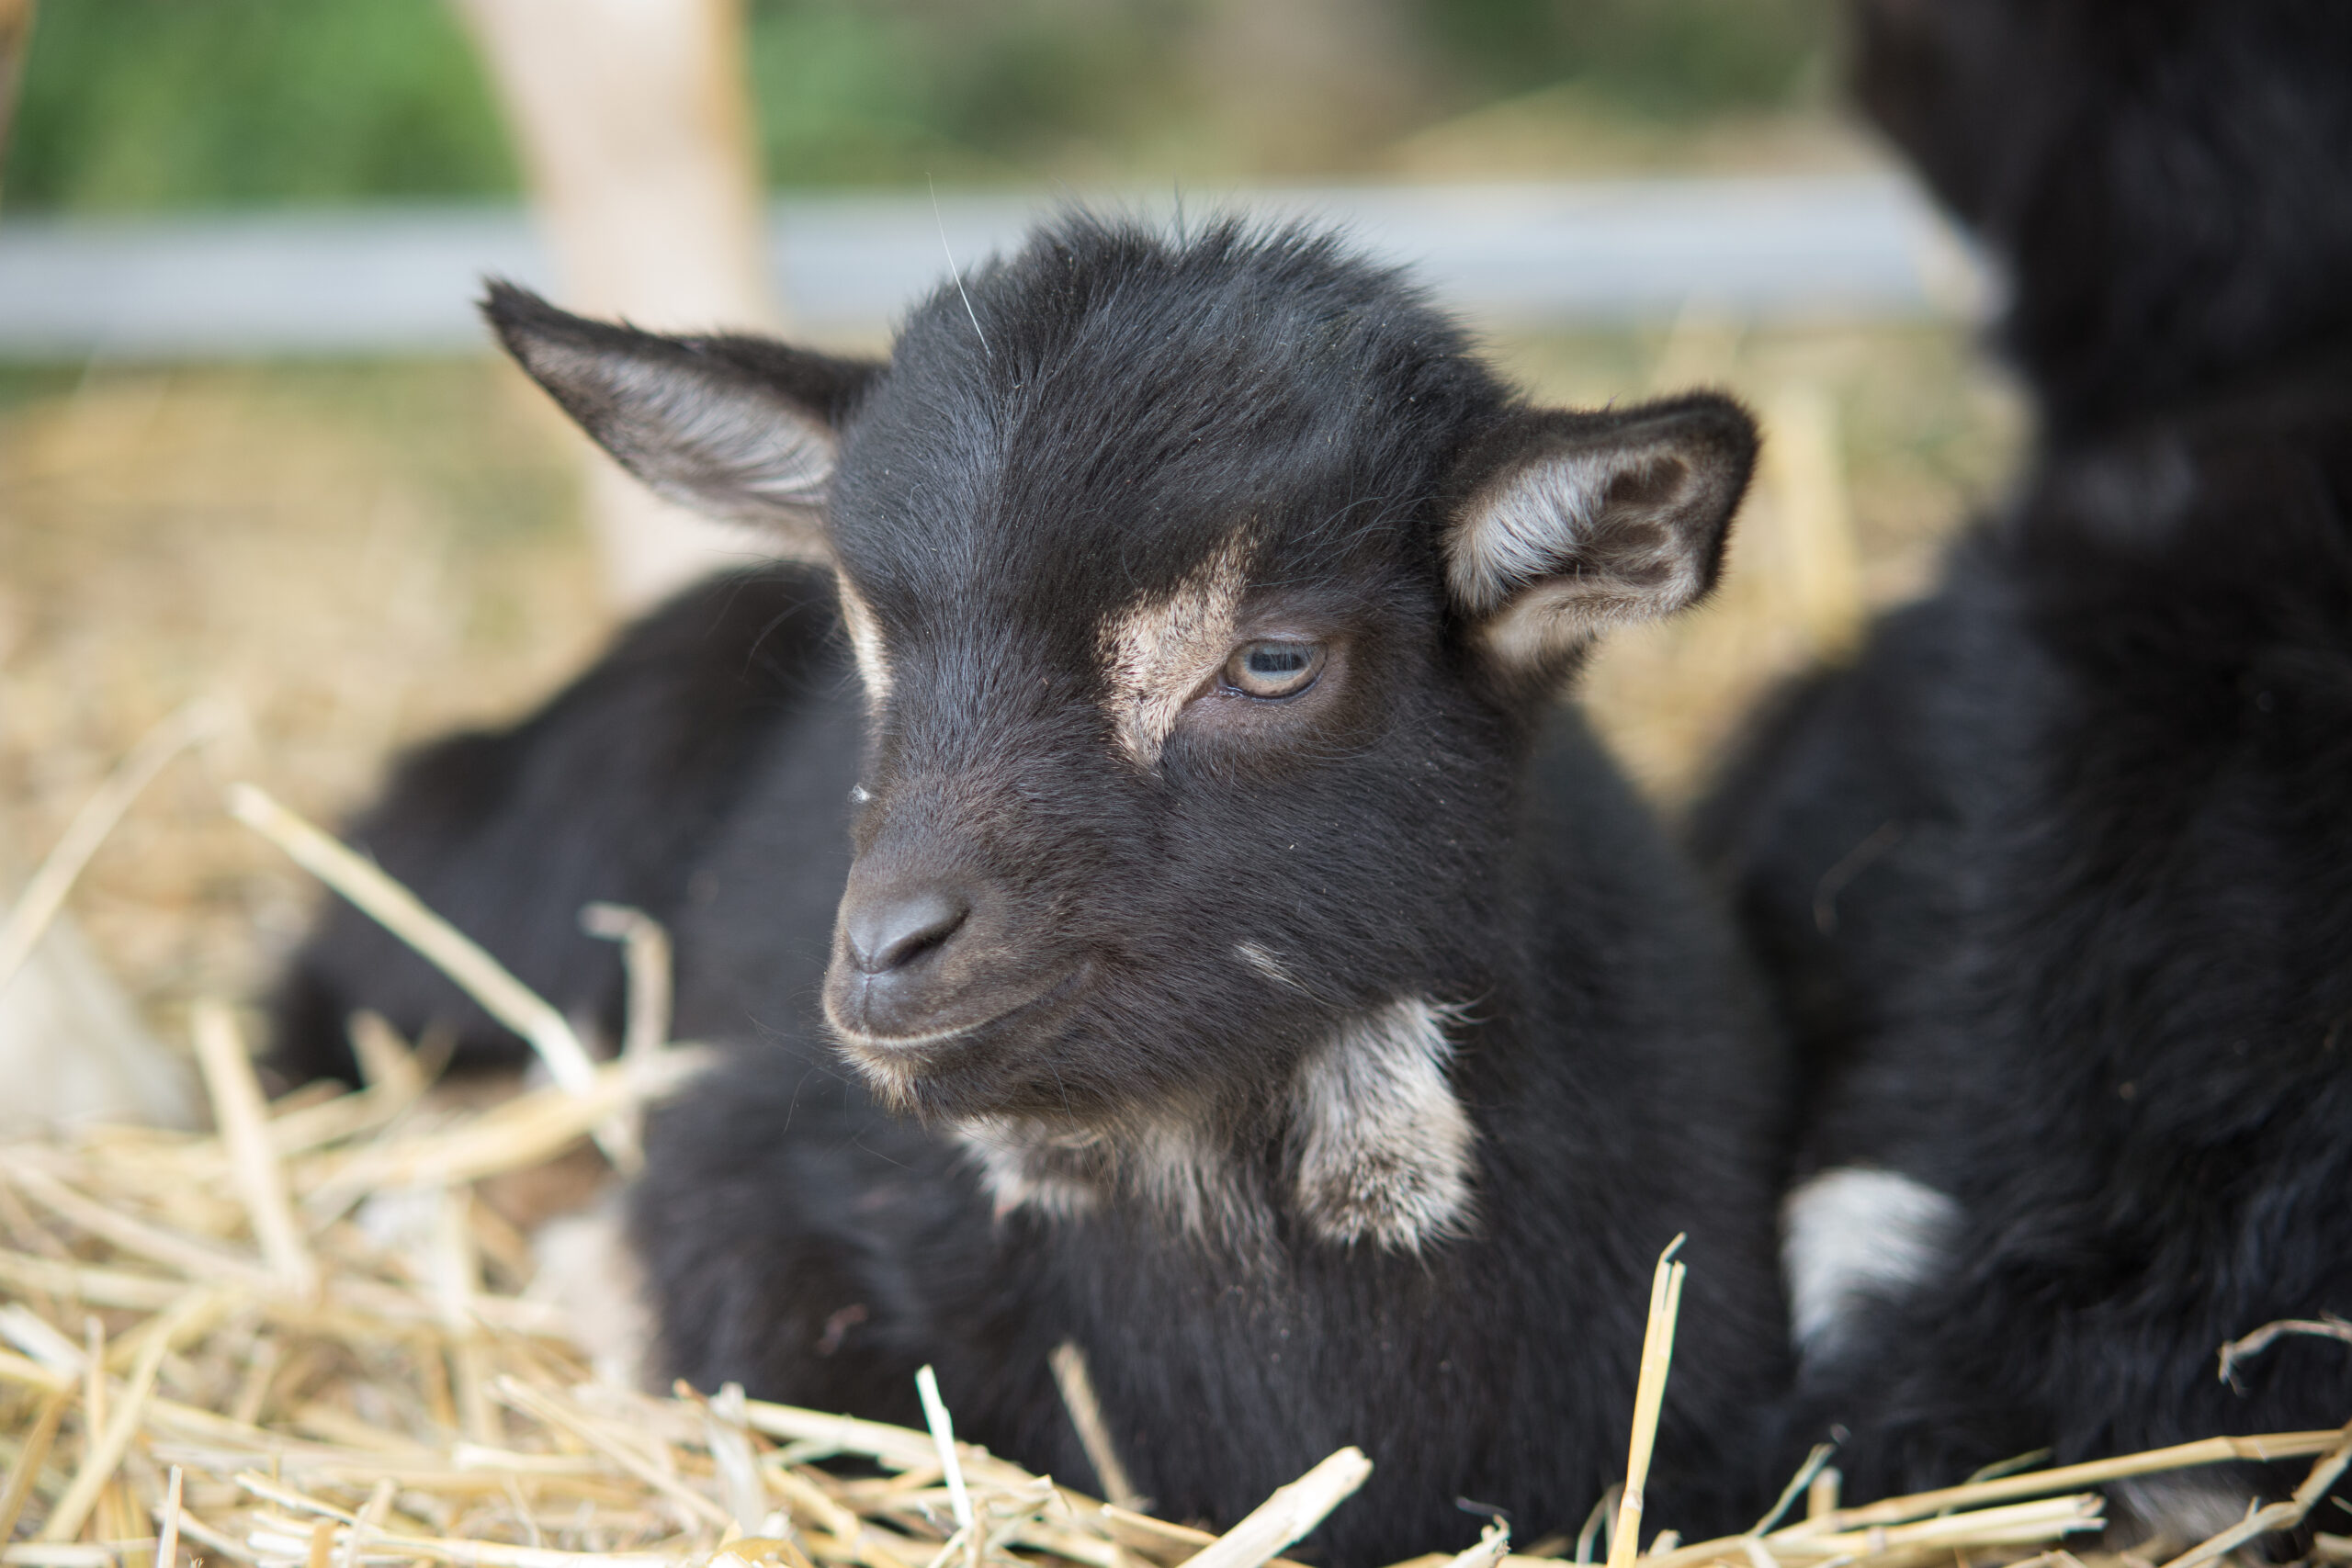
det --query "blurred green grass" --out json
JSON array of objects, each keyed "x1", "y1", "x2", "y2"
[
  {"x1": 6, "y1": 0, "x2": 516, "y2": 209},
  {"x1": 5, "y1": 0, "x2": 1838, "y2": 211}
]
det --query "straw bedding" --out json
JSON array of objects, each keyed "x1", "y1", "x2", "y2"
[{"x1": 3, "y1": 782, "x2": 2350, "y2": 1568}]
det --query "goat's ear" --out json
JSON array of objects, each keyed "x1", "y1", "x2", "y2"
[
  {"x1": 1442, "y1": 393, "x2": 1758, "y2": 683},
  {"x1": 481, "y1": 281, "x2": 881, "y2": 544}
]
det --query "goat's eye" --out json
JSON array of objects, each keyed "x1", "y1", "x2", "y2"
[{"x1": 1225, "y1": 639, "x2": 1325, "y2": 699}]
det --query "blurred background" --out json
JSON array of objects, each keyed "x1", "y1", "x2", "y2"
[{"x1": 0, "y1": 0, "x2": 2024, "y2": 1056}]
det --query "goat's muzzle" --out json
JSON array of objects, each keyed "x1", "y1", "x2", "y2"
[{"x1": 823, "y1": 852, "x2": 1080, "y2": 1064}]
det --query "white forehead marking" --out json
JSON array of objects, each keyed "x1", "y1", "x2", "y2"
[
  {"x1": 1290, "y1": 998, "x2": 1478, "y2": 1253},
  {"x1": 1781, "y1": 1165, "x2": 1962, "y2": 1363},
  {"x1": 1099, "y1": 534, "x2": 1253, "y2": 767},
  {"x1": 834, "y1": 576, "x2": 892, "y2": 709}
]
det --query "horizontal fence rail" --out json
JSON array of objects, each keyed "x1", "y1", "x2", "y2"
[{"x1": 0, "y1": 175, "x2": 1989, "y2": 358}]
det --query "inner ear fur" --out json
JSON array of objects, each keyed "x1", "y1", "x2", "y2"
[
  {"x1": 481, "y1": 281, "x2": 882, "y2": 546},
  {"x1": 1444, "y1": 393, "x2": 1758, "y2": 681}
]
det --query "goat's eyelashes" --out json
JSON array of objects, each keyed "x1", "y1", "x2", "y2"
[{"x1": 1222, "y1": 639, "x2": 1326, "y2": 699}]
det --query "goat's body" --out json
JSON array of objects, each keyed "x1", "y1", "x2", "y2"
[
  {"x1": 1695, "y1": 0, "x2": 2352, "y2": 1510},
  {"x1": 271, "y1": 567, "x2": 847, "y2": 1083},
  {"x1": 1702, "y1": 365, "x2": 2352, "y2": 1496},
  {"x1": 283, "y1": 558, "x2": 1789, "y2": 1557}
]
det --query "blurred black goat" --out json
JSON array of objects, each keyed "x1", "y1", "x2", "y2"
[
  {"x1": 273, "y1": 217, "x2": 1793, "y2": 1562},
  {"x1": 1701, "y1": 0, "x2": 2352, "y2": 1533}
]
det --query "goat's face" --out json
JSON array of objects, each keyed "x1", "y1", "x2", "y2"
[{"x1": 488, "y1": 220, "x2": 1754, "y2": 1163}]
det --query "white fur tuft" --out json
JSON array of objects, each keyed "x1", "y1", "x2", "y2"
[
  {"x1": 955, "y1": 1117, "x2": 1106, "y2": 1222},
  {"x1": 1782, "y1": 1166, "x2": 1962, "y2": 1360},
  {"x1": 953, "y1": 1111, "x2": 1253, "y2": 1240},
  {"x1": 1236, "y1": 942, "x2": 1308, "y2": 992},
  {"x1": 528, "y1": 1191, "x2": 653, "y2": 1392},
  {"x1": 1290, "y1": 998, "x2": 1478, "y2": 1253},
  {"x1": 952, "y1": 997, "x2": 1478, "y2": 1256}
]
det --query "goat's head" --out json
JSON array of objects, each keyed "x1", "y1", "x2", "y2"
[{"x1": 489, "y1": 218, "x2": 1754, "y2": 1246}]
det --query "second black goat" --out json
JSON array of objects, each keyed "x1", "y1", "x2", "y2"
[{"x1": 1701, "y1": 0, "x2": 2352, "y2": 1533}]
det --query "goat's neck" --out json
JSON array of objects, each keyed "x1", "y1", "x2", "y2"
[{"x1": 952, "y1": 996, "x2": 1481, "y2": 1256}]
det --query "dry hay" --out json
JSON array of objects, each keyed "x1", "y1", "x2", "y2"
[{"x1": 3, "y1": 778, "x2": 2350, "y2": 1568}]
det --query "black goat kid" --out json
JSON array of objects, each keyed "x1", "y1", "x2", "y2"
[
  {"x1": 1699, "y1": 0, "x2": 2352, "y2": 1532},
  {"x1": 275, "y1": 219, "x2": 1790, "y2": 1561}
]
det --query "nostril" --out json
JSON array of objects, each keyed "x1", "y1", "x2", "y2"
[{"x1": 845, "y1": 890, "x2": 970, "y2": 976}]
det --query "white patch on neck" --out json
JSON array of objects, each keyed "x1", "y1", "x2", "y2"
[
  {"x1": 833, "y1": 576, "x2": 892, "y2": 709},
  {"x1": 955, "y1": 1117, "x2": 1104, "y2": 1222},
  {"x1": 1098, "y1": 535, "x2": 1252, "y2": 767},
  {"x1": 1290, "y1": 998, "x2": 1478, "y2": 1253},
  {"x1": 1129, "y1": 1117, "x2": 1264, "y2": 1241},
  {"x1": 953, "y1": 1111, "x2": 1257, "y2": 1241},
  {"x1": 955, "y1": 999, "x2": 1477, "y2": 1256},
  {"x1": 1781, "y1": 1166, "x2": 1962, "y2": 1361}
]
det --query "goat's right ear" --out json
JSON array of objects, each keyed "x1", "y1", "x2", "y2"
[
  {"x1": 1442, "y1": 393, "x2": 1758, "y2": 689},
  {"x1": 482, "y1": 281, "x2": 882, "y2": 544}
]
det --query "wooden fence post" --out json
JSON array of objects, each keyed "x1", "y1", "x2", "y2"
[{"x1": 452, "y1": 0, "x2": 792, "y2": 608}]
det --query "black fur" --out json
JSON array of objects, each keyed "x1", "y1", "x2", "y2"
[
  {"x1": 273, "y1": 217, "x2": 1790, "y2": 1561},
  {"x1": 269, "y1": 566, "x2": 844, "y2": 1083},
  {"x1": 1700, "y1": 0, "x2": 2352, "y2": 1508},
  {"x1": 1853, "y1": 0, "x2": 2352, "y2": 442}
]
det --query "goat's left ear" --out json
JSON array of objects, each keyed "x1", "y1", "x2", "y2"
[
  {"x1": 1442, "y1": 393, "x2": 1758, "y2": 682},
  {"x1": 481, "y1": 281, "x2": 882, "y2": 549}
]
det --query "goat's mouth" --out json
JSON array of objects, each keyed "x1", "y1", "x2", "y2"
[{"x1": 824, "y1": 962, "x2": 1093, "y2": 1087}]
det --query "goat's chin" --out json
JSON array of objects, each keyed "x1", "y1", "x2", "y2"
[
  {"x1": 825, "y1": 959, "x2": 1086, "y2": 1044},
  {"x1": 833, "y1": 1039, "x2": 1093, "y2": 1127},
  {"x1": 824, "y1": 963, "x2": 1098, "y2": 1117}
]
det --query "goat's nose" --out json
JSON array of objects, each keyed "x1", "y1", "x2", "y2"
[{"x1": 843, "y1": 888, "x2": 970, "y2": 976}]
